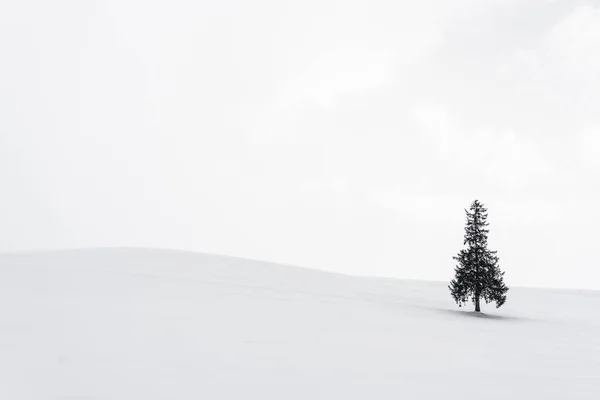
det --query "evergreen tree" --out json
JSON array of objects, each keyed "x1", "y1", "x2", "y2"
[{"x1": 449, "y1": 200, "x2": 508, "y2": 312}]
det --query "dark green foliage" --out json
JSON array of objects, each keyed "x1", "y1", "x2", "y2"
[{"x1": 449, "y1": 200, "x2": 508, "y2": 312}]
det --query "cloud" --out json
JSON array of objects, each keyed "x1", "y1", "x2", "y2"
[
  {"x1": 413, "y1": 106, "x2": 552, "y2": 186},
  {"x1": 413, "y1": 105, "x2": 458, "y2": 158},
  {"x1": 369, "y1": 192, "x2": 468, "y2": 222},
  {"x1": 482, "y1": 131, "x2": 552, "y2": 185},
  {"x1": 547, "y1": 3, "x2": 600, "y2": 73},
  {"x1": 491, "y1": 198, "x2": 562, "y2": 225},
  {"x1": 579, "y1": 127, "x2": 600, "y2": 172},
  {"x1": 276, "y1": 47, "x2": 395, "y2": 109}
]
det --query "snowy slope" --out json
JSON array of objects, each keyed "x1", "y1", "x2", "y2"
[{"x1": 0, "y1": 248, "x2": 599, "y2": 399}]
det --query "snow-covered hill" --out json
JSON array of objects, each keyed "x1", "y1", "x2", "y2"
[{"x1": 1, "y1": 248, "x2": 599, "y2": 399}]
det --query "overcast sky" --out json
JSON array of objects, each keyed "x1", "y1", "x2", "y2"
[{"x1": 1, "y1": 0, "x2": 599, "y2": 289}]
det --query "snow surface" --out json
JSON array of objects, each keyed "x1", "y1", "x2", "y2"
[{"x1": 1, "y1": 248, "x2": 599, "y2": 399}]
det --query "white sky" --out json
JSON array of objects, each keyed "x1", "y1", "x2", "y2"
[{"x1": 1, "y1": 0, "x2": 600, "y2": 289}]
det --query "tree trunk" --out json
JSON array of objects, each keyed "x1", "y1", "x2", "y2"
[{"x1": 473, "y1": 207, "x2": 481, "y2": 313}]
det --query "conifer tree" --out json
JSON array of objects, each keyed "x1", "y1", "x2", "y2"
[{"x1": 449, "y1": 200, "x2": 508, "y2": 312}]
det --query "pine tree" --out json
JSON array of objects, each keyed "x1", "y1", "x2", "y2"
[{"x1": 449, "y1": 200, "x2": 508, "y2": 312}]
